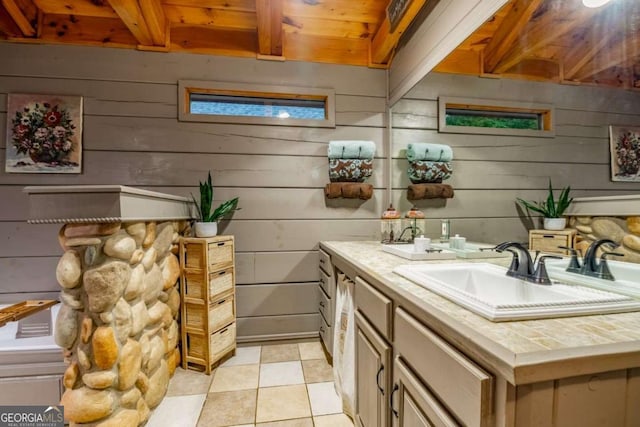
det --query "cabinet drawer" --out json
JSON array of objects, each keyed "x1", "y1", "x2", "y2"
[
  {"x1": 187, "y1": 323, "x2": 236, "y2": 363},
  {"x1": 184, "y1": 267, "x2": 234, "y2": 300},
  {"x1": 319, "y1": 249, "x2": 332, "y2": 276},
  {"x1": 0, "y1": 375, "x2": 62, "y2": 405},
  {"x1": 319, "y1": 268, "x2": 335, "y2": 298},
  {"x1": 184, "y1": 237, "x2": 234, "y2": 270},
  {"x1": 395, "y1": 308, "x2": 492, "y2": 427},
  {"x1": 319, "y1": 310, "x2": 333, "y2": 356},
  {"x1": 355, "y1": 277, "x2": 392, "y2": 341},
  {"x1": 530, "y1": 235, "x2": 569, "y2": 254},
  {"x1": 318, "y1": 286, "x2": 332, "y2": 326},
  {"x1": 186, "y1": 294, "x2": 235, "y2": 332}
]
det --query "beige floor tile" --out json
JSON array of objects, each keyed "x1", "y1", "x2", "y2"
[
  {"x1": 222, "y1": 346, "x2": 262, "y2": 367},
  {"x1": 260, "y1": 343, "x2": 300, "y2": 363},
  {"x1": 147, "y1": 394, "x2": 206, "y2": 427},
  {"x1": 313, "y1": 414, "x2": 354, "y2": 427},
  {"x1": 197, "y1": 390, "x2": 257, "y2": 427},
  {"x1": 259, "y1": 361, "x2": 304, "y2": 387},
  {"x1": 210, "y1": 364, "x2": 260, "y2": 392},
  {"x1": 298, "y1": 341, "x2": 325, "y2": 360},
  {"x1": 301, "y1": 360, "x2": 334, "y2": 384},
  {"x1": 256, "y1": 418, "x2": 313, "y2": 427},
  {"x1": 166, "y1": 367, "x2": 214, "y2": 397},
  {"x1": 255, "y1": 384, "x2": 311, "y2": 423},
  {"x1": 307, "y1": 382, "x2": 343, "y2": 416}
]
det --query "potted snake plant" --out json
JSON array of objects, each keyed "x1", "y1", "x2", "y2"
[
  {"x1": 517, "y1": 180, "x2": 573, "y2": 230},
  {"x1": 192, "y1": 172, "x2": 240, "y2": 237}
]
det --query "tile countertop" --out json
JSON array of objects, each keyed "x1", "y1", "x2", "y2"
[{"x1": 320, "y1": 241, "x2": 640, "y2": 385}]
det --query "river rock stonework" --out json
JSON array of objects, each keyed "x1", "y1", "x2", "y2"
[
  {"x1": 569, "y1": 215, "x2": 640, "y2": 263},
  {"x1": 55, "y1": 220, "x2": 188, "y2": 426}
]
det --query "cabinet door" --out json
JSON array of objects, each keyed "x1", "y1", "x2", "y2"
[
  {"x1": 392, "y1": 357, "x2": 459, "y2": 427},
  {"x1": 355, "y1": 310, "x2": 392, "y2": 427}
]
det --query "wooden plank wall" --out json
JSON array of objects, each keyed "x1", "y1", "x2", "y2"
[
  {"x1": 0, "y1": 43, "x2": 387, "y2": 341},
  {"x1": 391, "y1": 72, "x2": 640, "y2": 243}
]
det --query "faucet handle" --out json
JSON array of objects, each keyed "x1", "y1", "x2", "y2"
[
  {"x1": 597, "y1": 252, "x2": 624, "y2": 281},
  {"x1": 558, "y1": 246, "x2": 581, "y2": 273},
  {"x1": 530, "y1": 255, "x2": 563, "y2": 285}
]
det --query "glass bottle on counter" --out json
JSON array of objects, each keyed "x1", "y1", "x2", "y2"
[
  {"x1": 380, "y1": 204, "x2": 402, "y2": 243},
  {"x1": 403, "y1": 206, "x2": 426, "y2": 241}
]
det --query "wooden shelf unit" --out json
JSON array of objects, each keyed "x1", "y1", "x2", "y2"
[
  {"x1": 529, "y1": 228, "x2": 576, "y2": 255},
  {"x1": 179, "y1": 236, "x2": 236, "y2": 374}
]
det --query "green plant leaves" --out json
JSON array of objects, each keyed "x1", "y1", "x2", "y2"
[
  {"x1": 192, "y1": 172, "x2": 240, "y2": 222},
  {"x1": 517, "y1": 180, "x2": 573, "y2": 218}
]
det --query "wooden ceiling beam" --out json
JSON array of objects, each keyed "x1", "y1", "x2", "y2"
[
  {"x1": 0, "y1": 5, "x2": 22, "y2": 36},
  {"x1": 1, "y1": 0, "x2": 34, "y2": 36},
  {"x1": 107, "y1": 0, "x2": 154, "y2": 46},
  {"x1": 32, "y1": 0, "x2": 118, "y2": 18},
  {"x1": 492, "y1": 2, "x2": 608, "y2": 75},
  {"x1": 370, "y1": 0, "x2": 428, "y2": 65},
  {"x1": 483, "y1": 0, "x2": 543, "y2": 73},
  {"x1": 256, "y1": 0, "x2": 282, "y2": 57},
  {"x1": 572, "y1": 34, "x2": 640, "y2": 81},
  {"x1": 139, "y1": 0, "x2": 166, "y2": 46},
  {"x1": 563, "y1": 27, "x2": 620, "y2": 81}
]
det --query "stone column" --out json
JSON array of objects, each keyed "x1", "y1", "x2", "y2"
[{"x1": 55, "y1": 220, "x2": 189, "y2": 426}]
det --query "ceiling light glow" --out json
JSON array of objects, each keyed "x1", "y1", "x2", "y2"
[{"x1": 582, "y1": 0, "x2": 612, "y2": 8}]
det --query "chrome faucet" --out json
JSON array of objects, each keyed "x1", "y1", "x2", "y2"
[
  {"x1": 494, "y1": 241, "x2": 561, "y2": 285},
  {"x1": 396, "y1": 224, "x2": 422, "y2": 243}
]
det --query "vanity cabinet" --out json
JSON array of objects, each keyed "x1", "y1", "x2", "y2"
[
  {"x1": 318, "y1": 248, "x2": 336, "y2": 355},
  {"x1": 354, "y1": 277, "x2": 393, "y2": 427},
  {"x1": 180, "y1": 236, "x2": 237, "y2": 374}
]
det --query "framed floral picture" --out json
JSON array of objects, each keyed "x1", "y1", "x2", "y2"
[
  {"x1": 5, "y1": 93, "x2": 83, "y2": 173},
  {"x1": 609, "y1": 125, "x2": 640, "y2": 182}
]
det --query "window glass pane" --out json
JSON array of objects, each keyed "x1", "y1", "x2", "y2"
[
  {"x1": 445, "y1": 108, "x2": 541, "y2": 130},
  {"x1": 189, "y1": 93, "x2": 326, "y2": 120}
]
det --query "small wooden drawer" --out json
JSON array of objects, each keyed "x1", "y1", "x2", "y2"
[
  {"x1": 184, "y1": 268, "x2": 234, "y2": 300},
  {"x1": 394, "y1": 308, "x2": 492, "y2": 427},
  {"x1": 319, "y1": 311, "x2": 333, "y2": 356},
  {"x1": 355, "y1": 277, "x2": 392, "y2": 341},
  {"x1": 319, "y1": 249, "x2": 332, "y2": 276},
  {"x1": 183, "y1": 237, "x2": 234, "y2": 270},
  {"x1": 529, "y1": 229, "x2": 575, "y2": 255},
  {"x1": 186, "y1": 294, "x2": 235, "y2": 332},
  {"x1": 188, "y1": 322, "x2": 236, "y2": 363},
  {"x1": 318, "y1": 286, "x2": 332, "y2": 326}
]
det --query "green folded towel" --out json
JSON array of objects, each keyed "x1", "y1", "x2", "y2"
[
  {"x1": 328, "y1": 140, "x2": 376, "y2": 160},
  {"x1": 406, "y1": 143, "x2": 453, "y2": 162}
]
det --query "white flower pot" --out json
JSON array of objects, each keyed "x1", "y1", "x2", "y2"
[
  {"x1": 194, "y1": 221, "x2": 218, "y2": 237},
  {"x1": 543, "y1": 217, "x2": 566, "y2": 230}
]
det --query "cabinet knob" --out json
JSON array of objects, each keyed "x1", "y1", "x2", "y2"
[
  {"x1": 319, "y1": 301, "x2": 325, "y2": 307},
  {"x1": 320, "y1": 259, "x2": 325, "y2": 264}
]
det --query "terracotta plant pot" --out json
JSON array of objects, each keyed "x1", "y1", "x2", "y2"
[{"x1": 194, "y1": 221, "x2": 218, "y2": 237}]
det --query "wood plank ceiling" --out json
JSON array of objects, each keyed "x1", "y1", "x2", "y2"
[{"x1": 0, "y1": 0, "x2": 639, "y2": 90}]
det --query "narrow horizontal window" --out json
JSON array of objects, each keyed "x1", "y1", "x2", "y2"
[
  {"x1": 438, "y1": 96, "x2": 554, "y2": 137},
  {"x1": 179, "y1": 80, "x2": 335, "y2": 128}
]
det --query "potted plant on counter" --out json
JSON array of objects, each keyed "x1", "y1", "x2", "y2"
[
  {"x1": 517, "y1": 180, "x2": 573, "y2": 230},
  {"x1": 192, "y1": 172, "x2": 240, "y2": 237}
]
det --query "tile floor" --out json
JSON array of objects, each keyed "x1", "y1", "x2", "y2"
[{"x1": 148, "y1": 340, "x2": 354, "y2": 427}]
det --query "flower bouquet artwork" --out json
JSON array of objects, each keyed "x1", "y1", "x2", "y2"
[
  {"x1": 5, "y1": 94, "x2": 83, "y2": 173},
  {"x1": 609, "y1": 125, "x2": 640, "y2": 182}
]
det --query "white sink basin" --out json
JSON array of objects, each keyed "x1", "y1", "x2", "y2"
[
  {"x1": 545, "y1": 258, "x2": 640, "y2": 298},
  {"x1": 393, "y1": 263, "x2": 640, "y2": 321},
  {"x1": 382, "y1": 244, "x2": 456, "y2": 261}
]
